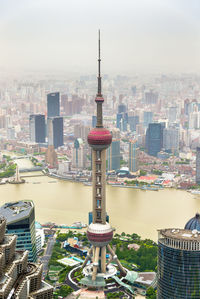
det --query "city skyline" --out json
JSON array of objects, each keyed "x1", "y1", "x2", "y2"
[{"x1": 0, "y1": 0, "x2": 200, "y2": 74}]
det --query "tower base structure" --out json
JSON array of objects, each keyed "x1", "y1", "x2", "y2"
[{"x1": 80, "y1": 222, "x2": 126, "y2": 288}]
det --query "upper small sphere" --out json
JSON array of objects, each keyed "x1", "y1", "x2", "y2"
[
  {"x1": 88, "y1": 128, "x2": 112, "y2": 150},
  {"x1": 185, "y1": 213, "x2": 200, "y2": 231}
]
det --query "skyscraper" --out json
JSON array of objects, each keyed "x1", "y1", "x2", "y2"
[
  {"x1": 47, "y1": 92, "x2": 60, "y2": 117},
  {"x1": 107, "y1": 139, "x2": 120, "y2": 171},
  {"x1": 128, "y1": 115, "x2": 139, "y2": 132},
  {"x1": 144, "y1": 90, "x2": 158, "y2": 105},
  {"x1": 48, "y1": 116, "x2": 63, "y2": 149},
  {"x1": 0, "y1": 217, "x2": 53, "y2": 298},
  {"x1": 81, "y1": 31, "x2": 126, "y2": 288},
  {"x1": 163, "y1": 127, "x2": 179, "y2": 153},
  {"x1": 143, "y1": 111, "x2": 153, "y2": 129},
  {"x1": 72, "y1": 138, "x2": 86, "y2": 169},
  {"x1": 92, "y1": 115, "x2": 97, "y2": 128},
  {"x1": 29, "y1": 114, "x2": 45, "y2": 143},
  {"x1": 196, "y1": 147, "x2": 200, "y2": 184},
  {"x1": 0, "y1": 201, "x2": 37, "y2": 262},
  {"x1": 129, "y1": 139, "x2": 138, "y2": 172},
  {"x1": 157, "y1": 228, "x2": 200, "y2": 298},
  {"x1": 146, "y1": 123, "x2": 164, "y2": 157}
]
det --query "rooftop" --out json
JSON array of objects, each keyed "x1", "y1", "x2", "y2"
[
  {"x1": 159, "y1": 228, "x2": 200, "y2": 241},
  {"x1": 0, "y1": 201, "x2": 34, "y2": 224}
]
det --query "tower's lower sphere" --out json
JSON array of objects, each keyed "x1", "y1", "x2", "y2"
[
  {"x1": 87, "y1": 222, "x2": 113, "y2": 247},
  {"x1": 88, "y1": 128, "x2": 112, "y2": 150}
]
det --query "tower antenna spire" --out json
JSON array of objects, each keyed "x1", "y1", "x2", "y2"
[{"x1": 97, "y1": 29, "x2": 101, "y2": 96}]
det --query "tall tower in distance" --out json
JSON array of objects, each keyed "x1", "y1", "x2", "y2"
[
  {"x1": 47, "y1": 92, "x2": 60, "y2": 117},
  {"x1": 81, "y1": 31, "x2": 126, "y2": 288}
]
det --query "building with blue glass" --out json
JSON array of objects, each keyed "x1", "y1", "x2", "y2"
[
  {"x1": 157, "y1": 228, "x2": 200, "y2": 299},
  {"x1": 47, "y1": 92, "x2": 60, "y2": 117},
  {"x1": 143, "y1": 111, "x2": 153, "y2": 129},
  {"x1": 107, "y1": 139, "x2": 120, "y2": 171},
  {"x1": 0, "y1": 200, "x2": 37, "y2": 262},
  {"x1": 29, "y1": 114, "x2": 46, "y2": 143},
  {"x1": 146, "y1": 123, "x2": 164, "y2": 157},
  {"x1": 48, "y1": 116, "x2": 64, "y2": 149}
]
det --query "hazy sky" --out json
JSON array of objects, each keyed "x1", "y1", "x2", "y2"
[{"x1": 0, "y1": 0, "x2": 200, "y2": 74}]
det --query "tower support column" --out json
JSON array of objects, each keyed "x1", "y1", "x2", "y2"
[
  {"x1": 101, "y1": 246, "x2": 106, "y2": 273},
  {"x1": 92, "y1": 246, "x2": 100, "y2": 281}
]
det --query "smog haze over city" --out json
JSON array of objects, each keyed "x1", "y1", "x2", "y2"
[
  {"x1": 1, "y1": 1, "x2": 200, "y2": 298},
  {"x1": 0, "y1": 0, "x2": 200, "y2": 74}
]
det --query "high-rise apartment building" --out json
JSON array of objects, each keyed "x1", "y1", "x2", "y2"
[
  {"x1": 118, "y1": 104, "x2": 127, "y2": 114},
  {"x1": 116, "y1": 112, "x2": 128, "y2": 131},
  {"x1": 29, "y1": 114, "x2": 45, "y2": 143},
  {"x1": 163, "y1": 127, "x2": 179, "y2": 152},
  {"x1": 168, "y1": 106, "x2": 177, "y2": 123},
  {"x1": 129, "y1": 139, "x2": 138, "y2": 172},
  {"x1": 157, "y1": 228, "x2": 200, "y2": 298},
  {"x1": 128, "y1": 115, "x2": 139, "y2": 132},
  {"x1": 144, "y1": 90, "x2": 158, "y2": 105},
  {"x1": 48, "y1": 117, "x2": 63, "y2": 149},
  {"x1": 196, "y1": 147, "x2": 200, "y2": 184},
  {"x1": 0, "y1": 217, "x2": 53, "y2": 298},
  {"x1": 0, "y1": 201, "x2": 37, "y2": 262},
  {"x1": 107, "y1": 139, "x2": 120, "y2": 171},
  {"x1": 146, "y1": 123, "x2": 164, "y2": 157},
  {"x1": 72, "y1": 138, "x2": 86, "y2": 169},
  {"x1": 92, "y1": 115, "x2": 97, "y2": 128},
  {"x1": 47, "y1": 92, "x2": 60, "y2": 117},
  {"x1": 143, "y1": 111, "x2": 153, "y2": 128}
]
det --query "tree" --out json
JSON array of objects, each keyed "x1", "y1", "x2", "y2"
[
  {"x1": 140, "y1": 170, "x2": 147, "y2": 176},
  {"x1": 146, "y1": 287, "x2": 156, "y2": 299}
]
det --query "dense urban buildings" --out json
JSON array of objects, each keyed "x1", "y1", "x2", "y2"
[
  {"x1": 0, "y1": 200, "x2": 37, "y2": 262},
  {"x1": 29, "y1": 114, "x2": 45, "y2": 143},
  {"x1": 157, "y1": 228, "x2": 200, "y2": 298},
  {"x1": 0, "y1": 217, "x2": 53, "y2": 298}
]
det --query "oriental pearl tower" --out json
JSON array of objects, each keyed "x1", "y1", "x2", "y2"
[{"x1": 81, "y1": 31, "x2": 126, "y2": 287}]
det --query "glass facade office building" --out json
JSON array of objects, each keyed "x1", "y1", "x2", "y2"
[
  {"x1": 157, "y1": 229, "x2": 200, "y2": 299},
  {"x1": 107, "y1": 139, "x2": 120, "y2": 171},
  {"x1": 0, "y1": 201, "x2": 37, "y2": 262},
  {"x1": 47, "y1": 92, "x2": 60, "y2": 117}
]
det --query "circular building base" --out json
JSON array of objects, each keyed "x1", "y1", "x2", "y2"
[{"x1": 83, "y1": 264, "x2": 117, "y2": 280}]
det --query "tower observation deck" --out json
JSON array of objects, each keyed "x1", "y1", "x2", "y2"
[{"x1": 81, "y1": 31, "x2": 126, "y2": 288}]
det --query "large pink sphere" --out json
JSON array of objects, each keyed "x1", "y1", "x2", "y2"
[
  {"x1": 88, "y1": 128, "x2": 112, "y2": 150},
  {"x1": 87, "y1": 223, "x2": 113, "y2": 247}
]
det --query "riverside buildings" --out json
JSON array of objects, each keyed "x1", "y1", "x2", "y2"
[
  {"x1": 0, "y1": 201, "x2": 37, "y2": 262},
  {"x1": 0, "y1": 217, "x2": 53, "y2": 298}
]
